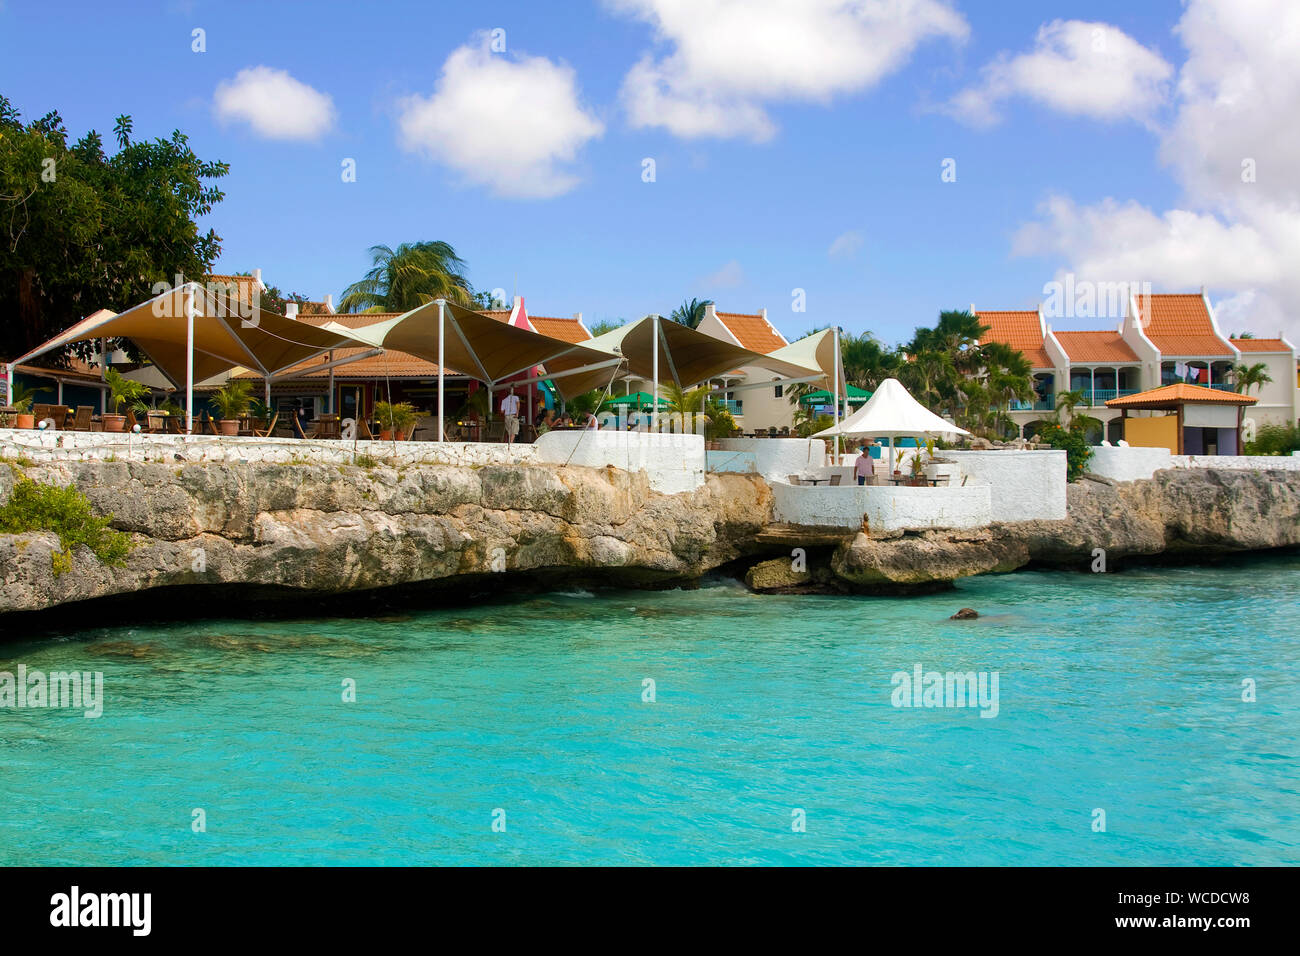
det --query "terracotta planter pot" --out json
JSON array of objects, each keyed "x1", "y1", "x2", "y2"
[
  {"x1": 102, "y1": 414, "x2": 126, "y2": 433},
  {"x1": 218, "y1": 419, "x2": 239, "y2": 436},
  {"x1": 14, "y1": 413, "x2": 35, "y2": 429},
  {"x1": 379, "y1": 429, "x2": 394, "y2": 441}
]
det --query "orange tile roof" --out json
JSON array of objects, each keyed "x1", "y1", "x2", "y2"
[
  {"x1": 1106, "y1": 382, "x2": 1257, "y2": 408},
  {"x1": 205, "y1": 274, "x2": 262, "y2": 304},
  {"x1": 480, "y1": 309, "x2": 591, "y2": 344},
  {"x1": 1230, "y1": 337, "x2": 1289, "y2": 352},
  {"x1": 716, "y1": 311, "x2": 787, "y2": 354},
  {"x1": 1052, "y1": 330, "x2": 1139, "y2": 364},
  {"x1": 1133, "y1": 294, "x2": 1233, "y2": 356},
  {"x1": 976, "y1": 310, "x2": 1052, "y2": 368}
]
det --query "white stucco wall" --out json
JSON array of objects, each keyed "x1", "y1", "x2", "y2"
[
  {"x1": 533, "y1": 429, "x2": 705, "y2": 494},
  {"x1": 771, "y1": 482, "x2": 992, "y2": 531},
  {"x1": 1088, "y1": 445, "x2": 1300, "y2": 481},
  {"x1": 706, "y1": 449, "x2": 758, "y2": 474},
  {"x1": 1170, "y1": 454, "x2": 1300, "y2": 472},
  {"x1": 945, "y1": 450, "x2": 1067, "y2": 521},
  {"x1": 718, "y1": 438, "x2": 826, "y2": 481},
  {"x1": 1087, "y1": 445, "x2": 1171, "y2": 481},
  {"x1": 0, "y1": 428, "x2": 536, "y2": 467}
]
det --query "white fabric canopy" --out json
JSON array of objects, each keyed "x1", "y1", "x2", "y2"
[{"x1": 813, "y1": 377, "x2": 970, "y2": 438}]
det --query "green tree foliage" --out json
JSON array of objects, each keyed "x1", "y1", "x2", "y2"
[
  {"x1": 1245, "y1": 422, "x2": 1300, "y2": 456},
  {"x1": 339, "y1": 241, "x2": 473, "y2": 313},
  {"x1": 1232, "y1": 362, "x2": 1272, "y2": 394},
  {"x1": 1034, "y1": 420, "x2": 1093, "y2": 481},
  {"x1": 0, "y1": 96, "x2": 228, "y2": 361},
  {"x1": 669, "y1": 298, "x2": 713, "y2": 329}
]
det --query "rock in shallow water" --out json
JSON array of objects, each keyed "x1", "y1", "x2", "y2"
[{"x1": 950, "y1": 607, "x2": 979, "y2": 620}]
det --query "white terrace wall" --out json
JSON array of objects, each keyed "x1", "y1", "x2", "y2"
[
  {"x1": 533, "y1": 430, "x2": 705, "y2": 494},
  {"x1": 717, "y1": 438, "x2": 826, "y2": 481},
  {"x1": 944, "y1": 450, "x2": 1067, "y2": 522},
  {"x1": 1087, "y1": 445, "x2": 1300, "y2": 481},
  {"x1": 0, "y1": 428, "x2": 536, "y2": 467},
  {"x1": 771, "y1": 482, "x2": 992, "y2": 532}
]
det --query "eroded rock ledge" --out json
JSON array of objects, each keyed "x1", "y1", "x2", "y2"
[{"x1": 1, "y1": 460, "x2": 1297, "y2": 619}]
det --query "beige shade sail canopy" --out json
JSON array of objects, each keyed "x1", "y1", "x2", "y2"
[
  {"x1": 767, "y1": 328, "x2": 846, "y2": 395},
  {"x1": 553, "y1": 315, "x2": 817, "y2": 397},
  {"x1": 323, "y1": 299, "x2": 623, "y2": 395},
  {"x1": 7, "y1": 283, "x2": 377, "y2": 392}
]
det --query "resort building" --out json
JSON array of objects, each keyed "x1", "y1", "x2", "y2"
[
  {"x1": 978, "y1": 289, "x2": 1299, "y2": 441},
  {"x1": 695, "y1": 304, "x2": 797, "y2": 433}
]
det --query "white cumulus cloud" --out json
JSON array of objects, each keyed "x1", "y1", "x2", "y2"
[
  {"x1": 396, "y1": 38, "x2": 604, "y2": 199},
  {"x1": 613, "y1": 0, "x2": 969, "y2": 141},
  {"x1": 1010, "y1": 1, "x2": 1300, "y2": 341},
  {"x1": 947, "y1": 20, "x2": 1172, "y2": 127},
  {"x1": 213, "y1": 66, "x2": 337, "y2": 140}
]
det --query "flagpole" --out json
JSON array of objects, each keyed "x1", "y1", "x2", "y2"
[{"x1": 437, "y1": 299, "x2": 445, "y2": 442}]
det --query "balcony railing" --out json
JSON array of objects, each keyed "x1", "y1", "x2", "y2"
[
  {"x1": 715, "y1": 399, "x2": 743, "y2": 415},
  {"x1": 1009, "y1": 396, "x2": 1055, "y2": 411}
]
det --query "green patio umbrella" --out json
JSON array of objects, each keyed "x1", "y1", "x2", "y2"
[
  {"x1": 800, "y1": 384, "x2": 872, "y2": 405},
  {"x1": 602, "y1": 391, "x2": 669, "y2": 409}
]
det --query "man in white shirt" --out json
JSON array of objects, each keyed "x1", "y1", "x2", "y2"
[{"x1": 501, "y1": 389, "x2": 521, "y2": 445}]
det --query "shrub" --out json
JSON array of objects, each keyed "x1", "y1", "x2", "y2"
[
  {"x1": 0, "y1": 477, "x2": 133, "y2": 573},
  {"x1": 1245, "y1": 423, "x2": 1300, "y2": 457},
  {"x1": 1035, "y1": 421, "x2": 1093, "y2": 482}
]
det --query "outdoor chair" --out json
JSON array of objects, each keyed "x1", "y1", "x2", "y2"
[
  {"x1": 1117, "y1": 439, "x2": 1130, "y2": 447},
  {"x1": 69, "y1": 406, "x2": 94, "y2": 431},
  {"x1": 124, "y1": 409, "x2": 139, "y2": 432},
  {"x1": 315, "y1": 414, "x2": 341, "y2": 440},
  {"x1": 146, "y1": 411, "x2": 167, "y2": 433},
  {"x1": 829, "y1": 474, "x2": 842, "y2": 486},
  {"x1": 357, "y1": 418, "x2": 376, "y2": 441},
  {"x1": 253, "y1": 414, "x2": 279, "y2": 438},
  {"x1": 32, "y1": 403, "x2": 52, "y2": 426},
  {"x1": 786, "y1": 475, "x2": 802, "y2": 485}
]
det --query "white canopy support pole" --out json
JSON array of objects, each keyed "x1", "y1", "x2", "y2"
[
  {"x1": 99, "y1": 337, "x2": 108, "y2": 413},
  {"x1": 437, "y1": 299, "x2": 445, "y2": 442},
  {"x1": 57, "y1": 381, "x2": 63, "y2": 405},
  {"x1": 832, "y1": 326, "x2": 841, "y2": 464},
  {"x1": 327, "y1": 350, "x2": 335, "y2": 414},
  {"x1": 4, "y1": 363, "x2": 14, "y2": 406},
  {"x1": 184, "y1": 290, "x2": 195, "y2": 434},
  {"x1": 889, "y1": 436, "x2": 895, "y2": 475},
  {"x1": 651, "y1": 315, "x2": 660, "y2": 433}
]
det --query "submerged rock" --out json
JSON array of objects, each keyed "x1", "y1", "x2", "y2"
[{"x1": 950, "y1": 608, "x2": 979, "y2": 620}]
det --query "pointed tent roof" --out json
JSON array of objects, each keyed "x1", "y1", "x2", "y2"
[
  {"x1": 554, "y1": 316, "x2": 816, "y2": 396},
  {"x1": 1105, "y1": 382, "x2": 1257, "y2": 409},
  {"x1": 9, "y1": 283, "x2": 375, "y2": 389},
  {"x1": 323, "y1": 299, "x2": 620, "y2": 397},
  {"x1": 813, "y1": 377, "x2": 971, "y2": 438}
]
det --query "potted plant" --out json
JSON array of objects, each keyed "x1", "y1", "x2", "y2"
[
  {"x1": 210, "y1": 380, "x2": 253, "y2": 436},
  {"x1": 103, "y1": 368, "x2": 148, "y2": 432},
  {"x1": 248, "y1": 398, "x2": 273, "y2": 432},
  {"x1": 7, "y1": 383, "x2": 38, "y2": 429},
  {"x1": 374, "y1": 400, "x2": 417, "y2": 440},
  {"x1": 908, "y1": 449, "x2": 927, "y2": 485},
  {"x1": 922, "y1": 436, "x2": 960, "y2": 484}
]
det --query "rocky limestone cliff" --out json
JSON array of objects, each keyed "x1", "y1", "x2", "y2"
[
  {"x1": 2, "y1": 460, "x2": 1296, "y2": 617},
  {"x1": 0, "y1": 460, "x2": 772, "y2": 616}
]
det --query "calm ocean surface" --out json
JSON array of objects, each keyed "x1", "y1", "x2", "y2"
[{"x1": 2, "y1": 556, "x2": 1298, "y2": 866}]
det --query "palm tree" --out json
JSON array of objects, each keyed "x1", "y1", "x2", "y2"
[
  {"x1": 840, "y1": 332, "x2": 901, "y2": 389},
  {"x1": 909, "y1": 310, "x2": 989, "y2": 375},
  {"x1": 670, "y1": 298, "x2": 713, "y2": 329},
  {"x1": 339, "y1": 241, "x2": 473, "y2": 313},
  {"x1": 1233, "y1": 362, "x2": 1273, "y2": 394},
  {"x1": 659, "y1": 382, "x2": 710, "y2": 432}
]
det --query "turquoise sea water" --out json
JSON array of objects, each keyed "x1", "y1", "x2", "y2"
[{"x1": 2, "y1": 556, "x2": 1298, "y2": 866}]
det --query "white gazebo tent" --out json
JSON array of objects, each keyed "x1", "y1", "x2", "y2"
[
  {"x1": 323, "y1": 299, "x2": 624, "y2": 440},
  {"x1": 813, "y1": 377, "x2": 970, "y2": 473},
  {"x1": 5, "y1": 283, "x2": 380, "y2": 432}
]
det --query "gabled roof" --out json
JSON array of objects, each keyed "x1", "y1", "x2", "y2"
[
  {"x1": 1106, "y1": 382, "x2": 1256, "y2": 408},
  {"x1": 975, "y1": 309, "x2": 1052, "y2": 368},
  {"x1": 1230, "y1": 337, "x2": 1290, "y2": 353},
  {"x1": 1132, "y1": 293, "x2": 1233, "y2": 357},
  {"x1": 1052, "y1": 330, "x2": 1139, "y2": 364},
  {"x1": 236, "y1": 312, "x2": 446, "y2": 380},
  {"x1": 479, "y1": 309, "x2": 591, "y2": 344},
  {"x1": 205, "y1": 274, "x2": 264, "y2": 306},
  {"x1": 714, "y1": 311, "x2": 788, "y2": 354}
]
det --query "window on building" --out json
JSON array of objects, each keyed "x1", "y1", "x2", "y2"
[{"x1": 773, "y1": 380, "x2": 783, "y2": 398}]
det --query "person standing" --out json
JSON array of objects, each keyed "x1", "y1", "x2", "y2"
[
  {"x1": 501, "y1": 389, "x2": 521, "y2": 445},
  {"x1": 854, "y1": 445, "x2": 875, "y2": 485}
]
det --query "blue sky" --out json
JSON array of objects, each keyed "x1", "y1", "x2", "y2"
[{"x1": 2, "y1": 1, "x2": 1294, "y2": 344}]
